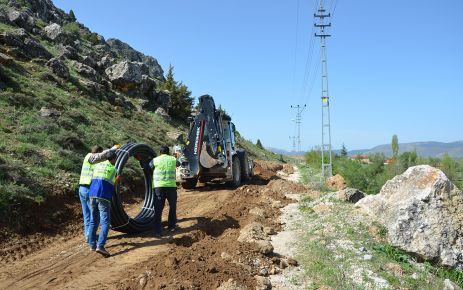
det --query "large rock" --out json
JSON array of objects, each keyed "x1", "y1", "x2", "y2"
[
  {"x1": 0, "y1": 8, "x2": 8, "y2": 23},
  {"x1": 72, "y1": 61, "x2": 99, "y2": 81},
  {"x1": 8, "y1": 10, "x2": 34, "y2": 31},
  {"x1": 59, "y1": 45, "x2": 79, "y2": 60},
  {"x1": 105, "y1": 61, "x2": 148, "y2": 89},
  {"x1": 336, "y1": 187, "x2": 365, "y2": 203},
  {"x1": 14, "y1": 0, "x2": 70, "y2": 24},
  {"x1": 107, "y1": 38, "x2": 164, "y2": 80},
  {"x1": 43, "y1": 23, "x2": 75, "y2": 45},
  {"x1": 0, "y1": 30, "x2": 52, "y2": 60},
  {"x1": 23, "y1": 38, "x2": 52, "y2": 59},
  {"x1": 357, "y1": 165, "x2": 463, "y2": 269},
  {"x1": 46, "y1": 58, "x2": 69, "y2": 79},
  {"x1": 44, "y1": 23, "x2": 63, "y2": 40}
]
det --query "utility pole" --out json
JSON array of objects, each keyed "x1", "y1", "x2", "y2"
[
  {"x1": 289, "y1": 136, "x2": 297, "y2": 152},
  {"x1": 290, "y1": 104, "x2": 306, "y2": 152},
  {"x1": 315, "y1": 0, "x2": 333, "y2": 179}
]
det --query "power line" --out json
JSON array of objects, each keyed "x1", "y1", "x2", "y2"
[
  {"x1": 297, "y1": 0, "x2": 321, "y2": 105},
  {"x1": 289, "y1": 136, "x2": 297, "y2": 152},
  {"x1": 315, "y1": 0, "x2": 333, "y2": 179},
  {"x1": 290, "y1": 104, "x2": 307, "y2": 152}
]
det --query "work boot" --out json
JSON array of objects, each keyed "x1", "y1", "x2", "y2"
[
  {"x1": 154, "y1": 232, "x2": 162, "y2": 238},
  {"x1": 89, "y1": 245, "x2": 96, "y2": 251},
  {"x1": 96, "y1": 247, "x2": 110, "y2": 257}
]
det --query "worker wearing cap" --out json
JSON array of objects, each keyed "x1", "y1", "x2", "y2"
[
  {"x1": 78, "y1": 145, "x2": 119, "y2": 242},
  {"x1": 88, "y1": 151, "x2": 119, "y2": 257},
  {"x1": 151, "y1": 146, "x2": 180, "y2": 237}
]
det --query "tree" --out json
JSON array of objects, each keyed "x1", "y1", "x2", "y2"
[
  {"x1": 391, "y1": 134, "x2": 399, "y2": 160},
  {"x1": 399, "y1": 150, "x2": 417, "y2": 171},
  {"x1": 69, "y1": 10, "x2": 76, "y2": 22},
  {"x1": 256, "y1": 139, "x2": 264, "y2": 150},
  {"x1": 304, "y1": 147, "x2": 322, "y2": 167},
  {"x1": 340, "y1": 143, "x2": 348, "y2": 157},
  {"x1": 441, "y1": 152, "x2": 457, "y2": 181},
  {"x1": 161, "y1": 65, "x2": 194, "y2": 121}
]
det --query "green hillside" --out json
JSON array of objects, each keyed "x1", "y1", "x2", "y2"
[{"x1": 0, "y1": 0, "x2": 281, "y2": 234}]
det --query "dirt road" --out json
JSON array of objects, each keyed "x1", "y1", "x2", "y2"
[{"x1": 0, "y1": 161, "x2": 308, "y2": 289}]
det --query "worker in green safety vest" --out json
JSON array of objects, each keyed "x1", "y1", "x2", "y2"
[
  {"x1": 150, "y1": 146, "x2": 180, "y2": 237},
  {"x1": 88, "y1": 151, "x2": 119, "y2": 257},
  {"x1": 78, "y1": 145, "x2": 120, "y2": 243}
]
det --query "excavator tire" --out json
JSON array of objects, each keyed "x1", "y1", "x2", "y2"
[
  {"x1": 228, "y1": 155, "x2": 241, "y2": 188},
  {"x1": 181, "y1": 178, "x2": 198, "y2": 189},
  {"x1": 237, "y1": 151, "x2": 251, "y2": 182}
]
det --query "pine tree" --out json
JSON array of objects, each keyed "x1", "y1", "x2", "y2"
[
  {"x1": 69, "y1": 10, "x2": 76, "y2": 22},
  {"x1": 256, "y1": 139, "x2": 264, "y2": 149},
  {"x1": 161, "y1": 65, "x2": 194, "y2": 121},
  {"x1": 340, "y1": 143, "x2": 348, "y2": 157}
]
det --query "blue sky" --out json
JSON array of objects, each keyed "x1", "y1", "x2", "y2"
[{"x1": 53, "y1": 0, "x2": 463, "y2": 151}]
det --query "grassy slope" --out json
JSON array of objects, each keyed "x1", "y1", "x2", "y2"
[
  {"x1": 0, "y1": 20, "x2": 278, "y2": 229},
  {"x1": 0, "y1": 21, "x2": 183, "y2": 223}
]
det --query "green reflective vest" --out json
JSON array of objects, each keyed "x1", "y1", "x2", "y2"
[
  {"x1": 79, "y1": 153, "x2": 94, "y2": 185},
  {"x1": 92, "y1": 160, "x2": 117, "y2": 185},
  {"x1": 152, "y1": 154, "x2": 177, "y2": 188}
]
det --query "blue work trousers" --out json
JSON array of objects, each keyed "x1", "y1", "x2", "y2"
[
  {"x1": 78, "y1": 186, "x2": 91, "y2": 240},
  {"x1": 154, "y1": 187, "x2": 177, "y2": 234},
  {"x1": 88, "y1": 198, "x2": 111, "y2": 249}
]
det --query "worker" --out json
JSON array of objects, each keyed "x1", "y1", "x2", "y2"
[
  {"x1": 78, "y1": 145, "x2": 119, "y2": 242},
  {"x1": 88, "y1": 151, "x2": 119, "y2": 257},
  {"x1": 151, "y1": 146, "x2": 180, "y2": 237}
]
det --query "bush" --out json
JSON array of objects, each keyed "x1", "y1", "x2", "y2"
[
  {"x1": 52, "y1": 130, "x2": 86, "y2": 151},
  {"x1": 63, "y1": 22, "x2": 80, "y2": 36},
  {"x1": 6, "y1": 93, "x2": 35, "y2": 108},
  {"x1": 83, "y1": 32, "x2": 100, "y2": 45}
]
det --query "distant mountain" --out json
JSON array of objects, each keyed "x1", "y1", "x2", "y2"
[
  {"x1": 267, "y1": 148, "x2": 305, "y2": 156},
  {"x1": 365, "y1": 141, "x2": 463, "y2": 158},
  {"x1": 271, "y1": 141, "x2": 463, "y2": 159}
]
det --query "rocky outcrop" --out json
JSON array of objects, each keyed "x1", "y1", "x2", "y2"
[
  {"x1": 72, "y1": 61, "x2": 99, "y2": 82},
  {"x1": 44, "y1": 23, "x2": 62, "y2": 40},
  {"x1": 0, "y1": 29, "x2": 52, "y2": 60},
  {"x1": 107, "y1": 38, "x2": 164, "y2": 80},
  {"x1": 8, "y1": 10, "x2": 34, "y2": 31},
  {"x1": 46, "y1": 57, "x2": 69, "y2": 79},
  {"x1": 0, "y1": 7, "x2": 8, "y2": 23},
  {"x1": 357, "y1": 165, "x2": 463, "y2": 269},
  {"x1": 105, "y1": 61, "x2": 147, "y2": 88},
  {"x1": 13, "y1": 0, "x2": 70, "y2": 24},
  {"x1": 59, "y1": 45, "x2": 79, "y2": 60},
  {"x1": 1, "y1": 0, "x2": 172, "y2": 113},
  {"x1": 40, "y1": 107, "x2": 61, "y2": 119}
]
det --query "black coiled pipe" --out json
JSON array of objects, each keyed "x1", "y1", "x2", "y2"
[{"x1": 111, "y1": 143, "x2": 156, "y2": 233}]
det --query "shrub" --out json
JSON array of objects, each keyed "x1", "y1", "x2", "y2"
[
  {"x1": 82, "y1": 32, "x2": 100, "y2": 45},
  {"x1": 63, "y1": 22, "x2": 80, "y2": 36},
  {"x1": 6, "y1": 93, "x2": 35, "y2": 108}
]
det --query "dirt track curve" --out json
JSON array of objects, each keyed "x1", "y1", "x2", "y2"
[{"x1": 0, "y1": 161, "x2": 308, "y2": 290}]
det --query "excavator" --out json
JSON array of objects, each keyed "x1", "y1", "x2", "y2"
[{"x1": 176, "y1": 95, "x2": 253, "y2": 189}]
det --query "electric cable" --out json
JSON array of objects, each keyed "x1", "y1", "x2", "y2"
[{"x1": 110, "y1": 143, "x2": 157, "y2": 233}]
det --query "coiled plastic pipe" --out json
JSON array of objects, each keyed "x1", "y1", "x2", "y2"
[{"x1": 111, "y1": 143, "x2": 156, "y2": 233}]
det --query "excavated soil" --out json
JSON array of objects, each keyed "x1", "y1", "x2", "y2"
[{"x1": 0, "y1": 160, "x2": 308, "y2": 290}]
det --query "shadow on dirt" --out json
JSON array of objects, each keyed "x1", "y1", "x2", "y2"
[
  {"x1": 189, "y1": 175, "x2": 279, "y2": 192},
  {"x1": 107, "y1": 214, "x2": 239, "y2": 256}
]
